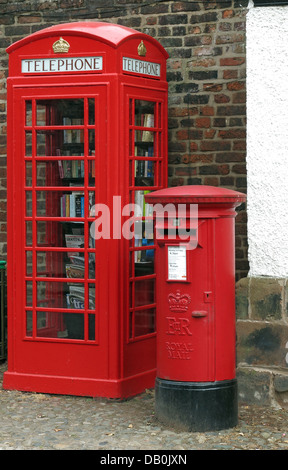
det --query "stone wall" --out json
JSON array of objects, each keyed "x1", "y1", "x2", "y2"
[
  {"x1": 0, "y1": 0, "x2": 249, "y2": 279},
  {"x1": 236, "y1": 277, "x2": 288, "y2": 408}
]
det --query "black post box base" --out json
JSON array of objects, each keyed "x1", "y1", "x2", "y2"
[{"x1": 155, "y1": 377, "x2": 238, "y2": 432}]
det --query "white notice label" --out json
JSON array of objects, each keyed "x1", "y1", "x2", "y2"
[{"x1": 168, "y1": 246, "x2": 187, "y2": 281}]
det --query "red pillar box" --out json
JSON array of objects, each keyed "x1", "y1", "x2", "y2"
[
  {"x1": 4, "y1": 22, "x2": 168, "y2": 398},
  {"x1": 145, "y1": 185, "x2": 246, "y2": 431}
]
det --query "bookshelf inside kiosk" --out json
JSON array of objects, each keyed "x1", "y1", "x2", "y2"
[{"x1": 4, "y1": 23, "x2": 168, "y2": 398}]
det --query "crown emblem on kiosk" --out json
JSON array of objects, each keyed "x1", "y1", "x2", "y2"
[
  {"x1": 168, "y1": 290, "x2": 191, "y2": 313},
  {"x1": 138, "y1": 40, "x2": 146, "y2": 57},
  {"x1": 52, "y1": 37, "x2": 70, "y2": 54}
]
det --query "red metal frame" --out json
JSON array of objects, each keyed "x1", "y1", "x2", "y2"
[{"x1": 4, "y1": 23, "x2": 168, "y2": 398}]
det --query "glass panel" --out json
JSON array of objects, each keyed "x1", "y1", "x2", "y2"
[
  {"x1": 25, "y1": 162, "x2": 32, "y2": 186},
  {"x1": 36, "y1": 251, "x2": 65, "y2": 277},
  {"x1": 26, "y1": 311, "x2": 33, "y2": 336},
  {"x1": 63, "y1": 312, "x2": 84, "y2": 339},
  {"x1": 89, "y1": 252, "x2": 96, "y2": 273},
  {"x1": 134, "y1": 100, "x2": 155, "y2": 127},
  {"x1": 157, "y1": 132, "x2": 162, "y2": 157},
  {"x1": 134, "y1": 308, "x2": 155, "y2": 336},
  {"x1": 37, "y1": 311, "x2": 48, "y2": 330},
  {"x1": 66, "y1": 282, "x2": 85, "y2": 309},
  {"x1": 135, "y1": 278, "x2": 154, "y2": 307},
  {"x1": 34, "y1": 250, "x2": 95, "y2": 279},
  {"x1": 134, "y1": 250, "x2": 154, "y2": 275},
  {"x1": 64, "y1": 233, "x2": 85, "y2": 255},
  {"x1": 129, "y1": 160, "x2": 133, "y2": 186},
  {"x1": 34, "y1": 311, "x2": 96, "y2": 341},
  {"x1": 35, "y1": 190, "x2": 86, "y2": 217},
  {"x1": 89, "y1": 129, "x2": 95, "y2": 154},
  {"x1": 88, "y1": 283, "x2": 96, "y2": 309},
  {"x1": 36, "y1": 221, "x2": 49, "y2": 246},
  {"x1": 26, "y1": 251, "x2": 33, "y2": 276},
  {"x1": 158, "y1": 102, "x2": 162, "y2": 128},
  {"x1": 25, "y1": 131, "x2": 32, "y2": 157},
  {"x1": 134, "y1": 142, "x2": 154, "y2": 157},
  {"x1": 133, "y1": 192, "x2": 153, "y2": 218},
  {"x1": 88, "y1": 158, "x2": 95, "y2": 183},
  {"x1": 26, "y1": 191, "x2": 32, "y2": 217},
  {"x1": 34, "y1": 311, "x2": 68, "y2": 338},
  {"x1": 129, "y1": 99, "x2": 133, "y2": 126},
  {"x1": 65, "y1": 252, "x2": 93, "y2": 276},
  {"x1": 135, "y1": 160, "x2": 155, "y2": 186},
  {"x1": 129, "y1": 130, "x2": 133, "y2": 157},
  {"x1": 36, "y1": 280, "x2": 76, "y2": 308},
  {"x1": 37, "y1": 130, "x2": 84, "y2": 156},
  {"x1": 35, "y1": 280, "x2": 94, "y2": 310},
  {"x1": 36, "y1": 99, "x2": 84, "y2": 126},
  {"x1": 62, "y1": 191, "x2": 85, "y2": 218},
  {"x1": 88, "y1": 314, "x2": 95, "y2": 340},
  {"x1": 26, "y1": 221, "x2": 33, "y2": 246},
  {"x1": 36, "y1": 102, "x2": 47, "y2": 126},
  {"x1": 88, "y1": 98, "x2": 95, "y2": 125},
  {"x1": 88, "y1": 191, "x2": 95, "y2": 216},
  {"x1": 25, "y1": 101, "x2": 32, "y2": 127},
  {"x1": 26, "y1": 281, "x2": 33, "y2": 307},
  {"x1": 36, "y1": 160, "x2": 85, "y2": 185}
]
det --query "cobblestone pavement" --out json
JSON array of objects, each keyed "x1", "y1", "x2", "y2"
[{"x1": 0, "y1": 362, "x2": 287, "y2": 451}]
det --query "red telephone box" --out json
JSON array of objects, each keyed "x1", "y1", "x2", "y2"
[
  {"x1": 3, "y1": 22, "x2": 168, "y2": 398},
  {"x1": 145, "y1": 185, "x2": 246, "y2": 431}
]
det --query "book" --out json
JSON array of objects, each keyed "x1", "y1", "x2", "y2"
[
  {"x1": 66, "y1": 263, "x2": 85, "y2": 279},
  {"x1": 60, "y1": 193, "x2": 84, "y2": 217},
  {"x1": 135, "y1": 190, "x2": 144, "y2": 217},
  {"x1": 63, "y1": 117, "x2": 72, "y2": 143},
  {"x1": 142, "y1": 114, "x2": 154, "y2": 142},
  {"x1": 65, "y1": 234, "x2": 84, "y2": 259}
]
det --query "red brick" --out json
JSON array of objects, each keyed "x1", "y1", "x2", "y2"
[
  {"x1": 220, "y1": 57, "x2": 245, "y2": 66},
  {"x1": 223, "y1": 10, "x2": 234, "y2": 18},
  {"x1": 223, "y1": 70, "x2": 238, "y2": 79},
  {"x1": 195, "y1": 117, "x2": 211, "y2": 128},
  {"x1": 205, "y1": 129, "x2": 216, "y2": 139},
  {"x1": 227, "y1": 81, "x2": 245, "y2": 91},
  {"x1": 201, "y1": 106, "x2": 215, "y2": 116},
  {"x1": 203, "y1": 83, "x2": 223, "y2": 92},
  {"x1": 214, "y1": 94, "x2": 230, "y2": 103}
]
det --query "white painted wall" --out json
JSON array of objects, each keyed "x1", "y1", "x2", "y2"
[{"x1": 247, "y1": 5, "x2": 288, "y2": 277}]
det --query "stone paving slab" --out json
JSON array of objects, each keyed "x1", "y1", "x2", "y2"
[{"x1": 0, "y1": 362, "x2": 287, "y2": 451}]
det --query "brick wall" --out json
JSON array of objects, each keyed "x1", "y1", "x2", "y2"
[{"x1": 0, "y1": 0, "x2": 249, "y2": 279}]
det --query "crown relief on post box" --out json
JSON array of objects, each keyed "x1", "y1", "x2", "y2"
[{"x1": 168, "y1": 290, "x2": 191, "y2": 313}]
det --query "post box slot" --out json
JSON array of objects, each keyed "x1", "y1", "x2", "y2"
[{"x1": 157, "y1": 228, "x2": 197, "y2": 238}]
